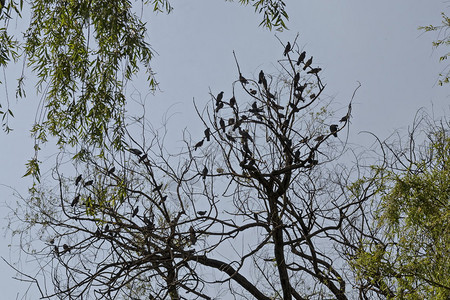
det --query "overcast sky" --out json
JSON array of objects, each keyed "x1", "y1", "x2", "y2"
[{"x1": 1, "y1": 0, "x2": 448, "y2": 298}]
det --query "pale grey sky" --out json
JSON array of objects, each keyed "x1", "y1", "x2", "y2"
[{"x1": 0, "y1": 0, "x2": 448, "y2": 298}]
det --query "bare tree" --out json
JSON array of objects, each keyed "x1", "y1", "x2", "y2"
[{"x1": 8, "y1": 40, "x2": 378, "y2": 300}]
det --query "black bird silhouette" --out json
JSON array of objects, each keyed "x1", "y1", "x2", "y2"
[
  {"x1": 104, "y1": 224, "x2": 110, "y2": 232},
  {"x1": 71, "y1": 195, "x2": 80, "y2": 207},
  {"x1": 189, "y1": 226, "x2": 197, "y2": 245},
  {"x1": 229, "y1": 97, "x2": 236, "y2": 107},
  {"x1": 129, "y1": 148, "x2": 143, "y2": 156},
  {"x1": 63, "y1": 244, "x2": 70, "y2": 253},
  {"x1": 284, "y1": 42, "x2": 291, "y2": 56},
  {"x1": 297, "y1": 51, "x2": 306, "y2": 65},
  {"x1": 204, "y1": 128, "x2": 211, "y2": 142},
  {"x1": 258, "y1": 70, "x2": 265, "y2": 84},
  {"x1": 303, "y1": 56, "x2": 313, "y2": 70},
  {"x1": 307, "y1": 68, "x2": 321, "y2": 74},
  {"x1": 293, "y1": 72, "x2": 300, "y2": 88},
  {"x1": 215, "y1": 101, "x2": 224, "y2": 113},
  {"x1": 194, "y1": 139, "x2": 204, "y2": 150},
  {"x1": 339, "y1": 115, "x2": 348, "y2": 122},
  {"x1": 75, "y1": 174, "x2": 82, "y2": 186},
  {"x1": 54, "y1": 245, "x2": 59, "y2": 256},
  {"x1": 107, "y1": 167, "x2": 115, "y2": 175},
  {"x1": 219, "y1": 118, "x2": 226, "y2": 133},
  {"x1": 197, "y1": 211, "x2": 207, "y2": 216},
  {"x1": 239, "y1": 73, "x2": 248, "y2": 84},
  {"x1": 160, "y1": 195, "x2": 167, "y2": 203},
  {"x1": 330, "y1": 124, "x2": 338, "y2": 137},
  {"x1": 138, "y1": 154, "x2": 148, "y2": 163},
  {"x1": 228, "y1": 118, "x2": 235, "y2": 126},
  {"x1": 216, "y1": 91, "x2": 224, "y2": 103},
  {"x1": 84, "y1": 180, "x2": 93, "y2": 187},
  {"x1": 153, "y1": 183, "x2": 163, "y2": 192},
  {"x1": 132, "y1": 206, "x2": 139, "y2": 218},
  {"x1": 226, "y1": 133, "x2": 236, "y2": 143},
  {"x1": 201, "y1": 166, "x2": 208, "y2": 180},
  {"x1": 294, "y1": 149, "x2": 301, "y2": 163}
]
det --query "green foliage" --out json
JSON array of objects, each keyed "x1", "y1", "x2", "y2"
[
  {"x1": 419, "y1": 12, "x2": 450, "y2": 85},
  {"x1": 351, "y1": 123, "x2": 450, "y2": 299},
  {"x1": 232, "y1": 0, "x2": 289, "y2": 31}
]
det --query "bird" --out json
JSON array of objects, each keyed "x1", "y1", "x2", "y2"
[
  {"x1": 75, "y1": 174, "x2": 82, "y2": 186},
  {"x1": 303, "y1": 56, "x2": 313, "y2": 70},
  {"x1": 226, "y1": 133, "x2": 236, "y2": 143},
  {"x1": 297, "y1": 51, "x2": 306, "y2": 65},
  {"x1": 215, "y1": 101, "x2": 224, "y2": 113},
  {"x1": 229, "y1": 97, "x2": 236, "y2": 107},
  {"x1": 283, "y1": 42, "x2": 291, "y2": 56},
  {"x1": 204, "y1": 128, "x2": 211, "y2": 142},
  {"x1": 54, "y1": 245, "x2": 59, "y2": 256},
  {"x1": 219, "y1": 118, "x2": 226, "y2": 133},
  {"x1": 216, "y1": 91, "x2": 224, "y2": 103},
  {"x1": 339, "y1": 115, "x2": 348, "y2": 122},
  {"x1": 201, "y1": 166, "x2": 208, "y2": 180},
  {"x1": 194, "y1": 139, "x2": 204, "y2": 150},
  {"x1": 197, "y1": 211, "x2": 207, "y2": 216},
  {"x1": 160, "y1": 195, "x2": 167, "y2": 203},
  {"x1": 138, "y1": 154, "x2": 148, "y2": 163},
  {"x1": 107, "y1": 167, "x2": 115, "y2": 175},
  {"x1": 294, "y1": 149, "x2": 301, "y2": 163},
  {"x1": 249, "y1": 89, "x2": 257, "y2": 95},
  {"x1": 239, "y1": 73, "x2": 248, "y2": 84},
  {"x1": 258, "y1": 70, "x2": 265, "y2": 84},
  {"x1": 153, "y1": 183, "x2": 163, "y2": 192},
  {"x1": 228, "y1": 118, "x2": 235, "y2": 126},
  {"x1": 63, "y1": 244, "x2": 70, "y2": 253},
  {"x1": 293, "y1": 72, "x2": 300, "y2": 88},
  {"x1": 129, "y1": 148, "x2": 143, "y2": 156},
  {"x1": 71, "y1": 195, "x2": 80, "y2": 207},
  {"x1": 307, "y1": 68, "x2": 321, "y2": 74},
  {"x1": 189, "y1": 226, "x2": 197, "y2": 245},
  {"x1": 132, "y1": 206, "x2": 139, "y2": 218},
  {"x1": 84, "y1": 180, "x2": 93, "y2": 187},
  {"x1": 104, "y1": 224, "x2": 110, "y2": 232},
  {"x1": 330, "y1": 124, "x2": 338, "y2": 137}
]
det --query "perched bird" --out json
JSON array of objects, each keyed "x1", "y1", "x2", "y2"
[
  {"x1": 84, "y1": 180, "x2": 94, "y2": 187},
  {"x1": 132, "y1": 206, "x2": 139, "y2": 218},
  {"x1": 294, "y1": 149, "x2": 301, "y2": 163},
  {"x1": 216, "y1": 91, "x2": 224, "y2": 103},
  {"x1": 201, "y1": 166, "x2": 208, "y2": 180},
  {"x1": 330, "y1": 124, "x2": 338, "y2": 137},
  {"x1": 129, "y1": 148, "x2": 143, "y2": 156},
  {"x1": 104, "y1": 224, "x2": 110, "y2": 233},
  {"x1": 228, "y1": 118, "x2": 235, "y2": 126},
  {"x1": 160, "y1": 195, "x2": 167, "y2": 203},
  {"x1": 138, "y1": 154, "x2": 148, "y2": 163},
  {"x1": 204, "y1": 128, "x2": 211, "y2": 142},
  {"x1": 153, "y1": 183, "x2": 163, "y2": 192},
  {"x1": 229, "y1": 97, "x2": 236, "y2": 107},
  {"x1": 303, "y1": 56, "x2": 313, "y2": 70},
  {"x1": 54, "y1": 245, "x2": 59, "y2": 256},
  {"x1": 339, "y1": 115, "x2": 348, "y2": 122},
  {"x1": 194, "y1": 139, "x2": 204, "y2": 150},
  {"x1": 71, "y1": 195, "x2": 80, "y2": 207},
  {"x1": 307, "y1": 68, "x2": 321, "y2": 75},
  {"x1": 283, "y1": 42, "x2": 291, "y2": 56},
  {"x1": 239, "y1": 73, "x2": 248, "y2": 84},
  {"x1": 63, "y1": 244, "x2": 70, "y2": 253},
  {"x1": 258, "y1": 70, "x2": 265, "y2": 84},
  {"x1": 197, "y1": 211, "x2": 207, "y2": 216},
  {"x1": 226, "y1": 133, "x2": 236, "y2": 143},
  {"x1": 293, "y1": 72, "x2": 300, "y2": 88},
  {"x1": 189, "y1": 226, "x2": 197, "y2": 245},
  {"x1": 75, "y1": 174, "x2": 82, "y2": 186},
  {"x1": 219, "y1": 118, "x2": 226, "y2": 133},
  {"x1": 297, "y1": 51, "x2": 306, "y2": 65},
  {"x1": 215, "y1": 101, "x2": 224, "y2": 113},
  {"x1": 107, "y1": 167, "x2": 115, "y2": 175}
]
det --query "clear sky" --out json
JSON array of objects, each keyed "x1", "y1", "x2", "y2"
[{"x1": 0, "y1": 0, "x2": 448, "y2": 298}]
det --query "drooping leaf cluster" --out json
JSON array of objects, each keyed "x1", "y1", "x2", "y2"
[{"x1": 350, "y1": 116, "x2": 450, "y2": 299}]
